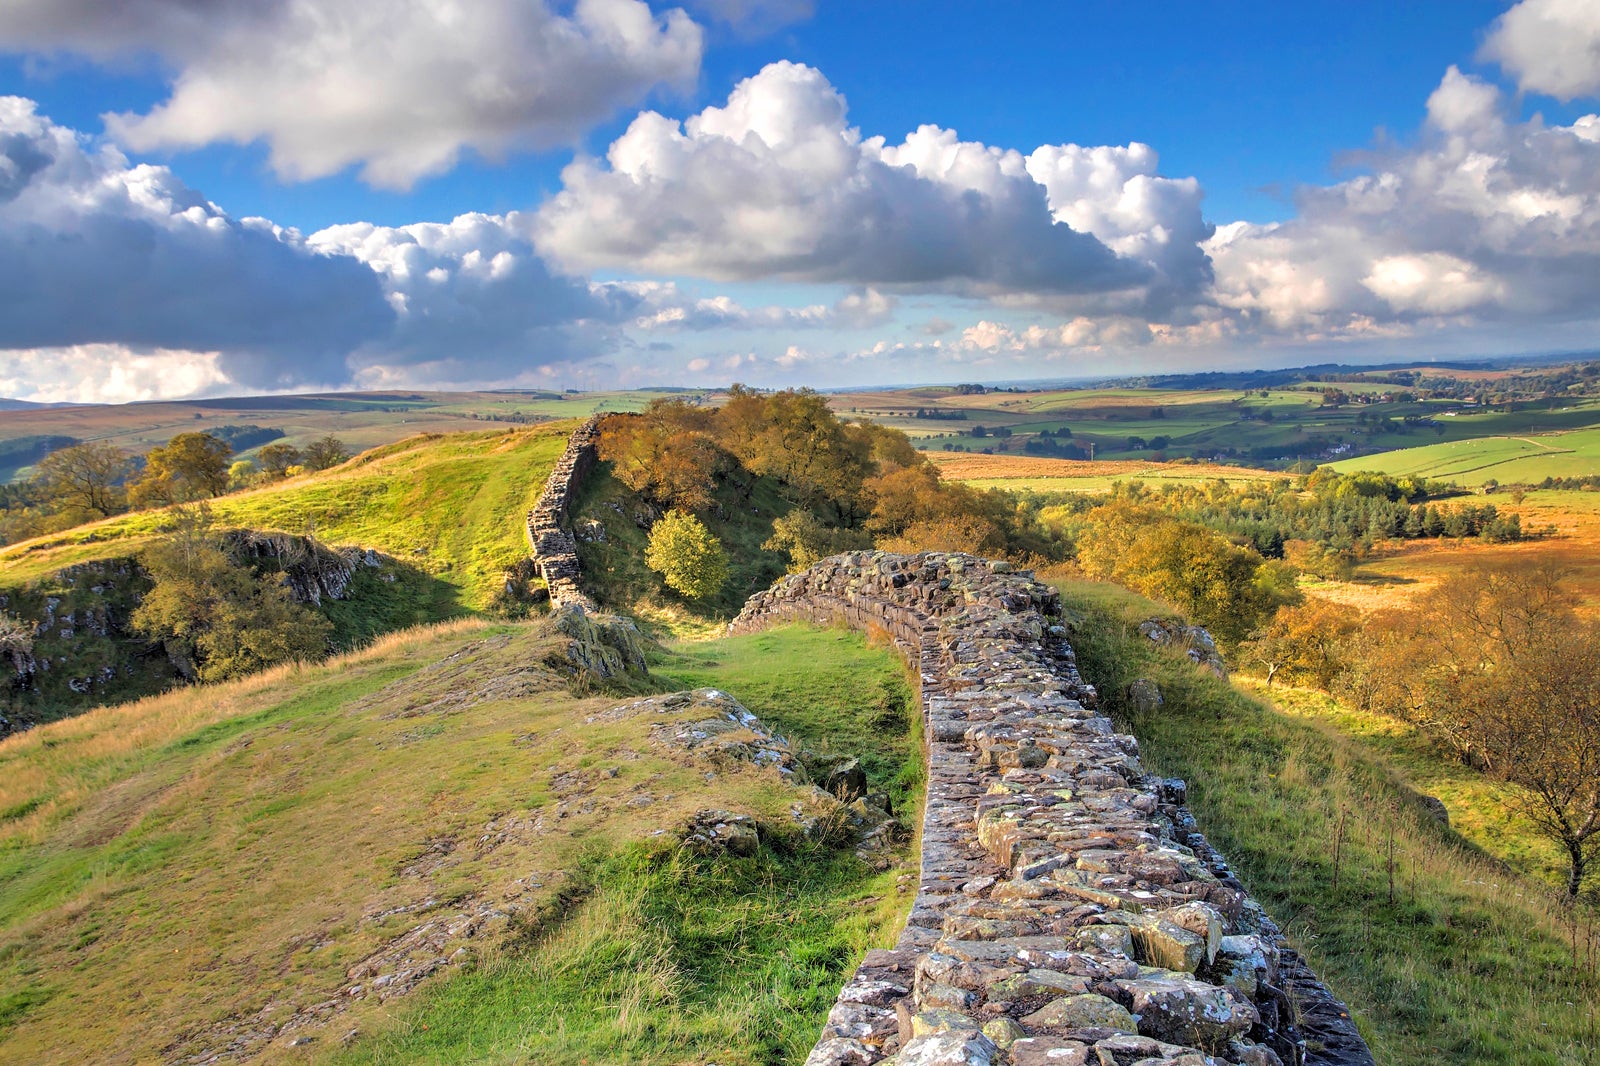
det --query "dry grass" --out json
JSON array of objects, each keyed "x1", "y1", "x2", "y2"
[
  {"x1": 1302, "y1": 488, "x2": 1600, "y2": 615},
  {"x1": 928, "y1": 451, "x2": 1284, "y2": 487}
]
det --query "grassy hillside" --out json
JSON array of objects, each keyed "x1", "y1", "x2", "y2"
[
  {"x1": 0, "y1": 618, "x2": 920, "y2": 1065},
  {"x1": 1326, "y1": 427, "x2": 1600, "y2": 485},
  {"x1": 2, "y1": 423, "x2": 573, "y2": 610},
  {"x1": 1057, "y1": 578, "x2": 1600, "y2": 1064}
]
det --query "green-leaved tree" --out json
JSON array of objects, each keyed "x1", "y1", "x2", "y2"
[{"x1": 645, "y1": 510, "x2": 729, "y2": 601}]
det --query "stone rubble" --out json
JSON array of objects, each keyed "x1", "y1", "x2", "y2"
[{"x1": 729, "y1": 551, "x2": 1373, "y2": 1066}]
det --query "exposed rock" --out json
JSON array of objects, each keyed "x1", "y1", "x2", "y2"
[
  {"x1": 682, "y1": 810, "x2": 760, "y2": 856},
  {"x1": 1136, "y1": 619, "x2": 1227, "y2": 679},
  {"x1": 1416, "y1": 793, "x2": 1450, "y2": 828},
  {"x1": 550, "y1": 604, "x2": 647, "y2": 679},
  {"x1": 1126, "y1": 678, "x2": 1163, "y2": 713}
]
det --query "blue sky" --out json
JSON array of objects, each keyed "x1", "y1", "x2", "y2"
[{"x1": 2, "y1": 0, "x2": 1599, "y2": 401}]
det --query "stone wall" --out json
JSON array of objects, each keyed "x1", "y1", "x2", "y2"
[
  {"x1": 730, "y1": 551, "x2": 1372, "y2": 1066},
  {"x1": 525, "y1": 416, "x2": 602, "y2": 610}
]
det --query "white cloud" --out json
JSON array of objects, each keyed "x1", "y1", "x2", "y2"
[
  {"x1": 0, "y1": 0, "x2": 702, "y2": 189},
  {"x1": 1481, "y1": 0, "x2": 1600, "y2": 101},
  {"x1": 535, "y1": 61, "x2": 1159, "y2": 299},
  {"x1": 1206, "y1": 67, "x2": 1600, "y2": 335},
  {"x1": 0, "y1": 345, "x2": 232, "y2": 405},
  {"x1": 627, "y1": 284, "x2": 895, "y2": 331},
  {"x1": 0, "y1": 96, "x2": 394, "y2": 390},
  {"x1": 309, "y1": 212, "x2": 627, "y2": 385}
]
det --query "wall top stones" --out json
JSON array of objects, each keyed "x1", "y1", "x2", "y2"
[{"x1": 731, "y1": 551, "x2": 1373, "y2": 1066}]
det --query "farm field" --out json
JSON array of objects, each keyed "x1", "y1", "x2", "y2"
[
  {"x1": 927, "y1": 451, "x2": 1284, "y2": 493},
  {"x1": 834, "y1": 382, "x2": 1600, "y2": 467},
  {"x1": 1326, "y1": 426, "x2": 1600, "y2": 485}
]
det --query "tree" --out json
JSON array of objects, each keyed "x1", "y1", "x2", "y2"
[
  {"x1": 644, "y1": 510, "x2": 729, "y2": 601},
  {"x1": 34, "y1": 441, "x2": 131, "y2": 518},
  {"x1": 1077, "y1": 502, "x2": 1297, "y2": 645},
  {"x1": 257, "y1": 443, "x2": 302, "y2": 479},
  {"x1": 1408, "y1": 561, "x2": 1600, "y2": 898},
  {"x1": 762, "y1": 510, "x2": 871, "y2": 573},
  {"x1": 301, "y1": 435, "x2": 351, "y2": 472},
  {"x1": 131, "y1": 509, "x2": 332, "y2": 683},
  {"x1": 131, "y1": 432, "x2": 233, "y2": 506},
  {"x1": 1243, "y1": 601, "x2": 1361, "y2": 687}
]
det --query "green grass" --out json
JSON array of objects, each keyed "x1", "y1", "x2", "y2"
[
  {"x1": 0, "y1": 617, "x2": 920, "y2": 1065},
  {"x1": 655, "y1": 625, "x2": 925, "y2": 811},
  {"x1": 1056, "y1": 578, "x2": 1600, "y2": 1064},
  {"x1": 1326, "y1": 426, "x2": 1600, "y2": 485},
  {"x1": 2, "y1": 423, "x2": 573, "y2": 609}
]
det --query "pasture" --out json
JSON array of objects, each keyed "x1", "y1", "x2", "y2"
[{"x1": 1326, "y1": 426, "x2": 1600, "y2": 486}]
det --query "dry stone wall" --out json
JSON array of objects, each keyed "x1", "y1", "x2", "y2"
[
  {"x1": 730, "y1": 551, "x2": 1373, "y2": 1066},
  {"x1": 526, "y1": 416, "x2": 602, "y2": 610}
]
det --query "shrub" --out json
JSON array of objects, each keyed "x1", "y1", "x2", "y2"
[{"x1": 644, "y1": 510, "x2": 730, "y2": 601}]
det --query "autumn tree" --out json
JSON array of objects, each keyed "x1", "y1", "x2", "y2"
[
  {"x1": 1077, "y1": 501, "x2": 1298, "y2": 645},
  {"x1": 131, "y1": 509, "x2": 332, "y2": 683},
  {"x1": 130, "y1": 432, "x2": 233, "y2": 506},
  {"x1": 1408, "y1": 561, "x2": 1600, "y2": 898},
  {"x1": 34, "y1": 441, "x2": 131, "y2": 519},
  {"x1": 1242, "y1": 600, "x2": 1361, "y2": 687},
  {"x1": 257, "y1": 443, "x2": 302, "y2": 479},
  {"x1": 644, "y1": 510, "x2": 729, "y2": 601},
  {"x1": 762, "y1": 510, "x2": 871, "y2": 573},
  {"x1": 301, "y1": 435, "x2": 351, "y2": 472}
]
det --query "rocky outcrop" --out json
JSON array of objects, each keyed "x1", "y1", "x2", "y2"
[
  {"x1": 222, "y1": 529, "x2": 386, "y2": 606},
  {"x1": 1138, "y1": 620, "x2": 1228, "y2": 679},
  {"x1": 526, "y1": 417, "x2": 602, "y2": 610},
  {"x1": 730, "y1": 551, "x2": 1372, "y2": 1066}
]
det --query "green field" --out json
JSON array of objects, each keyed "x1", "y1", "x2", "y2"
[
  {"x1": 1327, "y1": 426, "x2": 1600, "y2": 485},
  {"x1": 0, "y1": 389, "x2": 700, "y2": 476},
  {"x1": 833, "y1": 385, "x2": 1600, "y2": 467}
]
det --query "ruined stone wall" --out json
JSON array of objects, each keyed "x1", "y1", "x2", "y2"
[
  {"x1": 730, "y1": 551, "x2": 1372, "y2": 1066},
  {"x1": 526, "y1": 416, "x2": 601, "y2": 610}
]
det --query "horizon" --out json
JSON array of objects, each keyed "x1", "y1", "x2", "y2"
[{"x1": 2, "y1": 1, "x2": 1600, "y2": 403}]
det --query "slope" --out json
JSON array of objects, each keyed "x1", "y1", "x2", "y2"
[{"x1": 0, "y1": 616, "x2": 920, "y2": 1065}]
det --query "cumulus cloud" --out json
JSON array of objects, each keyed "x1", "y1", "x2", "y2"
[
  {"x1": 1206, "y1": 67, "x2": 1600, "y2": 336},
  {"x1": 0, "y1": 345, "x2": 232, "y2": 405},
  {"x1": 309, "y1": 212, "x2": 629, "y2": 385},
  {"x1": 536, "y1": 61, "x2": 1172, "y2": 300},
  {"x1": 0, "y1": 0, "x2": 702, "y2": 189},
  {"x1": 1481, "y1": 0, "x2": 1600, "y2": 101},
  {"x1": 0, "y1": 96, "x2": 393, "y2": 390}
]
